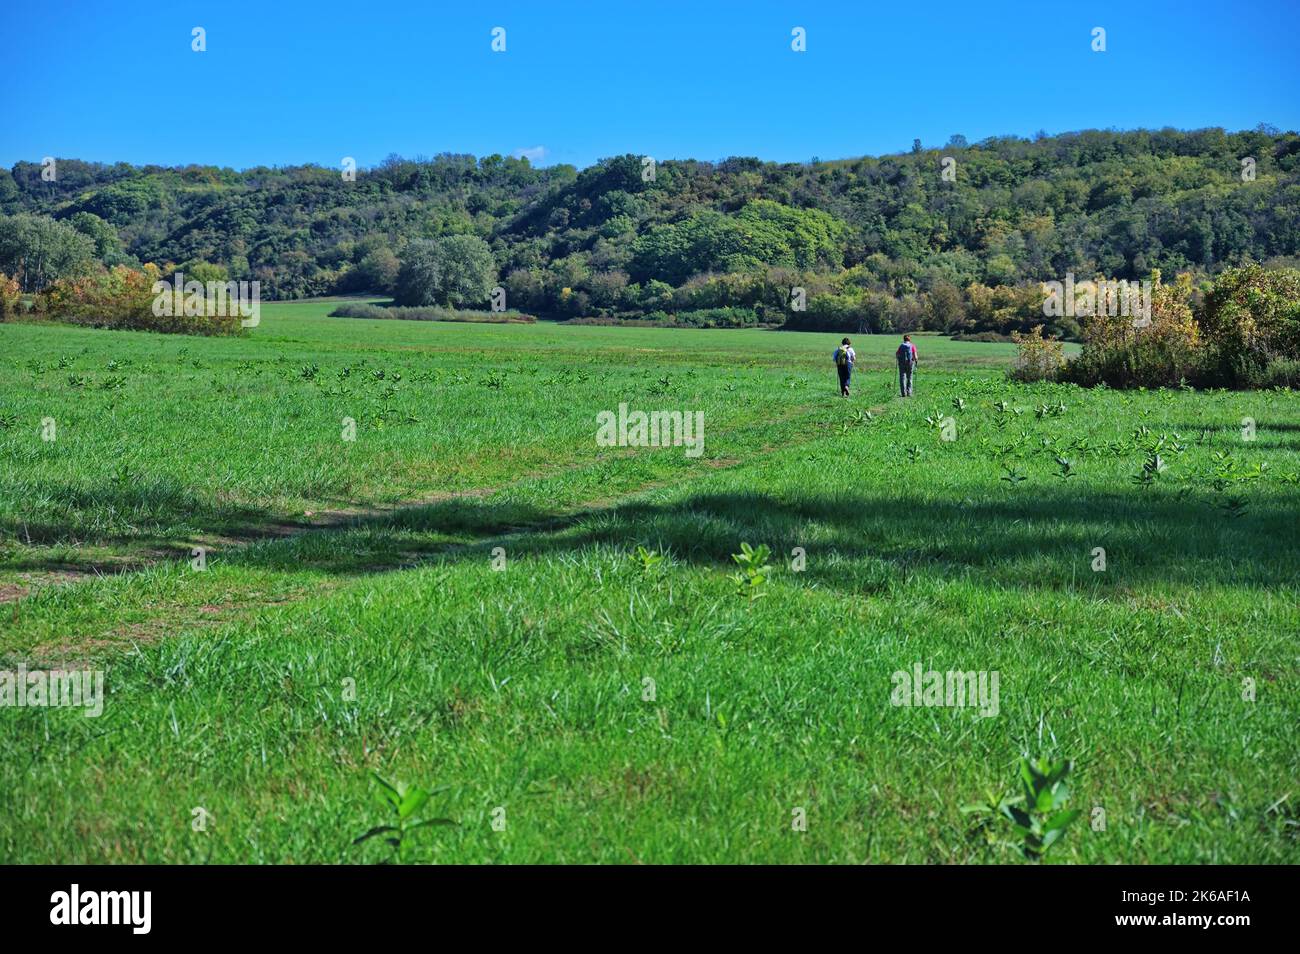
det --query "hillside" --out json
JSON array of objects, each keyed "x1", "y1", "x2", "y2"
[{"x1": 3, "y1": 126, "x2": 1299, "y2": 335}]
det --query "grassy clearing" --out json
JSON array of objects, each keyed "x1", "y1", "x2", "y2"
[{"x1": 0, "y1": 304, "x2": 1295, "y2": 863}]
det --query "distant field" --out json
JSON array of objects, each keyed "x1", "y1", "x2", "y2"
[{"x1": 0, "y1": 304, "x2": 1295, "y2": 863}]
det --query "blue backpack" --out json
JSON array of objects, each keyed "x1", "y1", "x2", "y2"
[{"x1": 896, "y1": 343, "x2": 913, "y2": 366}]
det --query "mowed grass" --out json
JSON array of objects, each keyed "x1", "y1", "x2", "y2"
[{"x1": 0, "y1": 303, "x2": 1296, "y2": 863}]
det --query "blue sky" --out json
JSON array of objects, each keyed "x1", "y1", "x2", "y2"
[{"x1": 4, "y1": 0, "x2": 1298, "y2": 171}]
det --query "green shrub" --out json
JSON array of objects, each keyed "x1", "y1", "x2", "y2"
[
  {"x1": 1246, "y1": 358, "x2": 1300, "y2": 390},
  {"x1": 330, "y1": 302, "x2": 535, "y2": 323},
  {"x1": 1061, "y1": 266, "x2": 1300, "y2": 389},
  {"x1": 1200, "y1": 263, "x2": 1300, "y2": 382},
  {"x1": 1060, "y1": 334, "x2": 1203, "y2": 388},
  {"x1": 641, "y1": 307, "x2": 761, "y2": 328}
]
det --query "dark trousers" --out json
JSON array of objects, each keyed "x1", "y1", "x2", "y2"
[{"x1": 837, "y1": 365, "x2": 852, "y2": 394}]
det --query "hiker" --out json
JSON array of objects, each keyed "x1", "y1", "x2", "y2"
[
  {"x1": 896, "y1": 334, "x2": 917, "y2": 396},
  {"x1": 833, "y1": 337, "x2": 856, "y2": 397}
]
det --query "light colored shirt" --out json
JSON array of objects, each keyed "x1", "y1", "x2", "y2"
[{"x1": 833, "y1": 346, "x2": 856, "y2": 366}]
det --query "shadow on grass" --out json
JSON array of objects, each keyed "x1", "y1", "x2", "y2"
[
  {"x1": 7, "y1": 471, "x2": 1298, "y2": 595},
  {"x1": 0, "y1": 480, "x2": 320, "y2": 581},
  {"x1": 0, "y1": 478, "x2": 301, "y2": 545},
  {"x1": 234, "y1": 485, "x2": 1300, "y2": 592}
]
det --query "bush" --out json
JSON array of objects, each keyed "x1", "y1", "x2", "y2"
[
  {"x1": 1059, "y1": 266, "x2": 1300, "y2": 389},
  {"x1": 0, "y1": 273, "x2": 19, "y2": 321},
  {"x1": 641, "y1": 307, "x2": 762, "y2": 328},
  {"x1": 795, "y1": 293, "x2": 865, "y2": 332},
  {"x1": 1251, "y1": 359, "x2": 1300, "y2": 390},
  {"x1": 40, "y1": 264, "x2": 245, "y2": 335},
  {"x1": 353, "y1": 248, "x2": 400, "y2": 295},
  {"x1": 1059, "y1": 273, "x2": 1202, "y2": 388},
  {"x1": 964, "y1": 282, "x2": 1054, "y2": 336},
  {"x1": 1199, "y1": 263, "x2": 1300, "y2": 382},
  {"x1": 1009, "y1": 325, "x2": 1065, "y2": 381},
  {"x1": 1060, "y1": 334, "x2": 1202, "y2": 389},
  {"x1": 330, "y1": 302, "x2": 535, "y2": 323}
]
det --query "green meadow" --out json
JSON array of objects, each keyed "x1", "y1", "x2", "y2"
[{"x1": 0, "y1": 303, "x2": 1296, "y2": 863}]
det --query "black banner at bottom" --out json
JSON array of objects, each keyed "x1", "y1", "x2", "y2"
[{"x1": 0, "y1": 864, "x2": 1284, "y2": 940}]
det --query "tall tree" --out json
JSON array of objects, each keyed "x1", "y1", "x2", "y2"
[
  {"x1": 0, "y1": 214, "x2": 96, "y2": 291},
  {"x1": 395, "y1": 235, "x2": 496, "y2": 308}
]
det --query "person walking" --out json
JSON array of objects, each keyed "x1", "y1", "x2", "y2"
[
  {"x1": 896, "y1": 334, "x2": 917, "y2": 396},
  {"x1": 833, "y1": 337, "x2": 856, "y2": 397}
]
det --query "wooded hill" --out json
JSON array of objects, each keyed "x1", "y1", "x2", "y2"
[{"x1": 3, "y1": 126, "x2": 1298, "y2": 336}]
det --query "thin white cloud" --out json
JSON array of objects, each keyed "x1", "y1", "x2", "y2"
[{"x1": 511, "y1": 146, "x2": 547, "y2": 163}]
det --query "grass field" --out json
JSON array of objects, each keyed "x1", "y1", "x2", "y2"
[{"x1": 1, "y1": 303, "x2": 1296, "y2": 863}]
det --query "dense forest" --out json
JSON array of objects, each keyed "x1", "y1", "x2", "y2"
[{"x1": 3, "y1": 126, "x2": 1299, "y2": 337}]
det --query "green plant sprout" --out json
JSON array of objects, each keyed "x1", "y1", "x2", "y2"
[
  {"x1": 633, "y1": 545, "x2": 667, "y2": 575},
  {"x1": 353, "y1": 773, "x2": 455, "y2": 864},
  {"x1": 963, "y1": 757, "x2": 1083, "y2": 861},
  {"x1": 729, "y1": 542, "x2": 772, "y2": 601}
]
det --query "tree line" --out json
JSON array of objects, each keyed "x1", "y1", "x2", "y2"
[{"x1": 2, "y1": 126, "x2": 1299, "y2": 338}]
